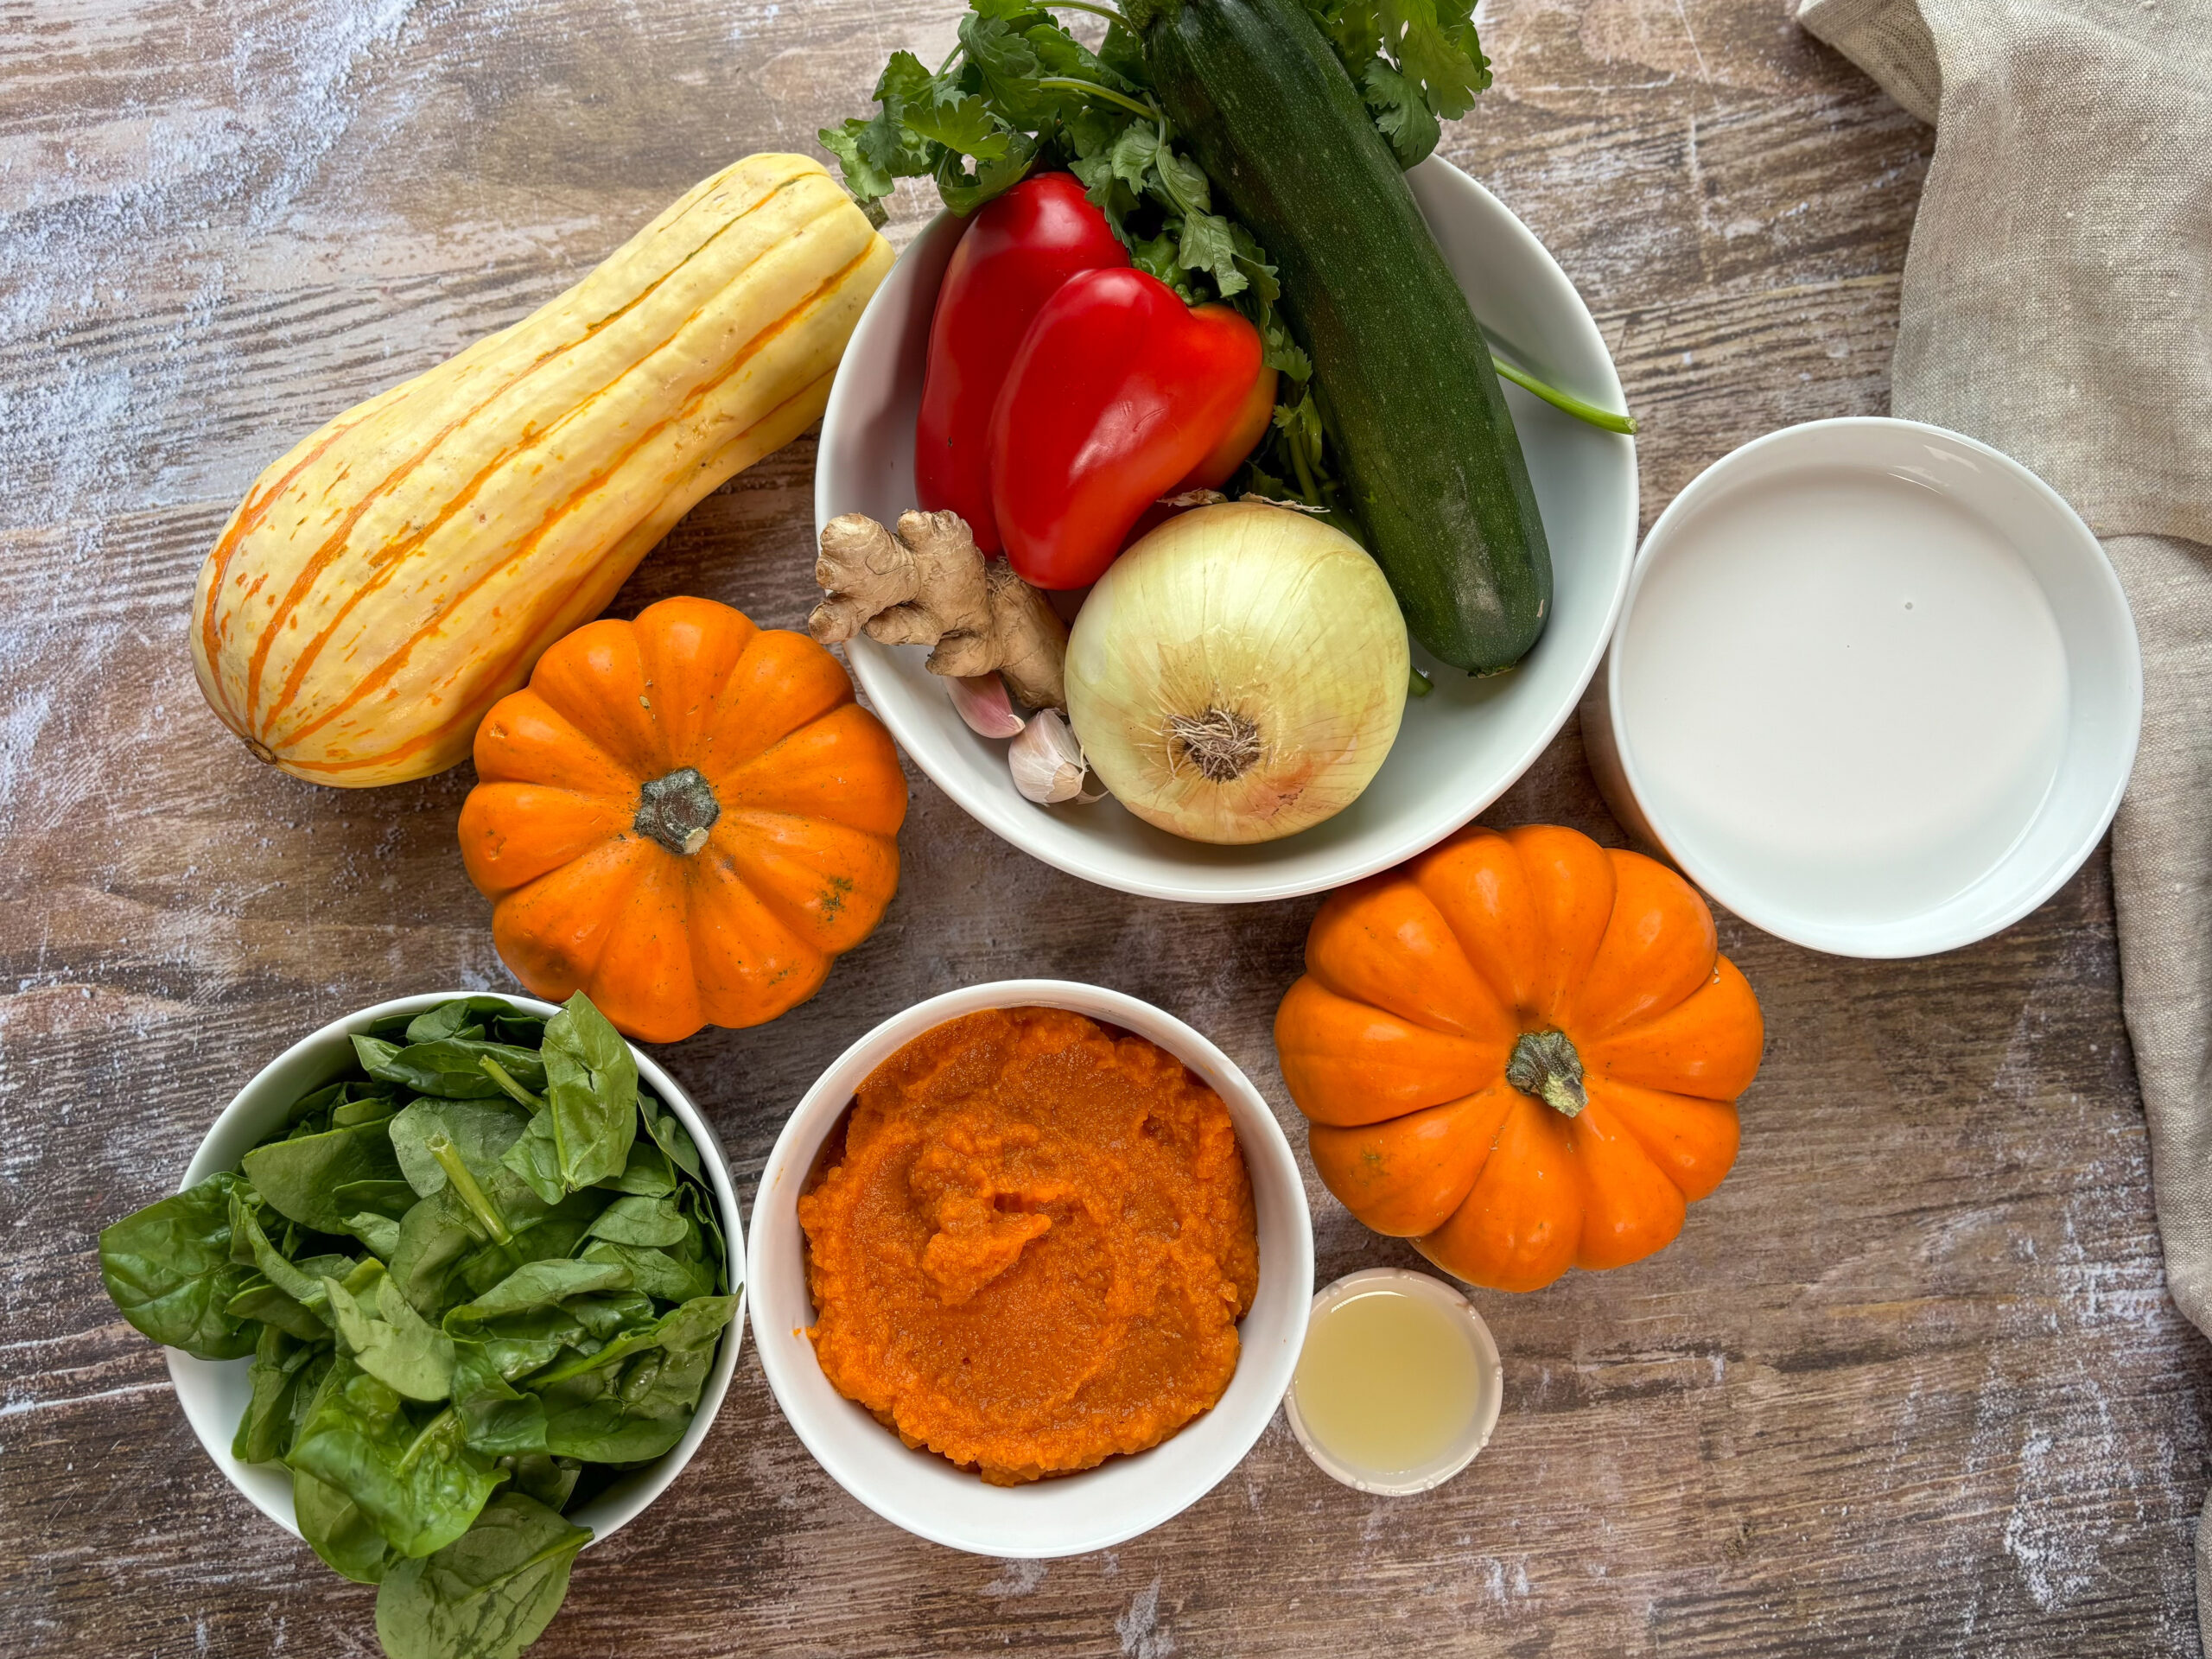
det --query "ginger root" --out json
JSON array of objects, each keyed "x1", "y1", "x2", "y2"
[{"x1": 810, "y1": 511, "x2": 1067, "y2": 710}]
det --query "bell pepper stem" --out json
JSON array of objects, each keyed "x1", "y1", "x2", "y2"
[{"x1": 1408, "y1": 665, "x2": 1433, "y2": 699}]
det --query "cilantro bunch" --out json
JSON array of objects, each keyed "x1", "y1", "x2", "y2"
[{"x1": 819, "y1": 0, "x2": 1493, "y2": 513}]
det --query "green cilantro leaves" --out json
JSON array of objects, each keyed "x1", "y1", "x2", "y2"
[{"x1": 819, "y1": 0, "x2": 1493, "y2": 510}]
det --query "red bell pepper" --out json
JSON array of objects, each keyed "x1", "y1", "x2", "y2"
[
  {"x1": 914, "y1": 174, "x2": 1128, "y2": 552},
  {"x1": 988, "y1": 269, "x2": 1266, "y2": 590}
]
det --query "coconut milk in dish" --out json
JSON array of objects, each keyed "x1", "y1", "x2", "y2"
[{"x1": 1617, "y1": 467, "x2": 2069, "y2": 929}]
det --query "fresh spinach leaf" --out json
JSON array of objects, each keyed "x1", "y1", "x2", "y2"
[
  {"x1": 232, "y1": 1324, "x2": 327, "y2": 1464},
  {"x1": 593, "y1": 1137, "x2": 676, "y2": 1198},
  {"x1": 345, "y1": 1212, "x2": 404, "y2": 1260},
  {"x1": 526, "y1": 1294, "x2": 736, "y2": 1392},
  {"x1": 391, "y1": 1099, "x2": 531, "y2": 1199},
  {"x1": 640, "y1": 1098, "x2": 702, "y2": 1181},
  {"x1": 450, "y1": 1341, "x2": 550, "y2": 1456},
  {"x1": 227, "y1": 1271, "x2": 338, "y2": 1341},
  {"x1": 373, "y1": 1493, "x2": 589, "y2": 1659},
  {"x1": 583, "y1": 1194, "x2": 687, "y2": 1249},
  {"x1": 499, "y1": 1453, "x2": 581, "y2": 1513},
  {"x1": 288, "y1": 1362, "x2": 502, "y2": 1560},
  {"x1": 326, "y1": 1260, "x2": 457, "y2": 1402},
  {"x1": 356, "y1": 1035, "x2": 549, "y2": 1102},
  {"x1": 242, "y1": 1118, "x2": 405, "y2": 1234},
  {"x1": 579, "y1": 1240, "x2": 717, "y2": 1306},
  {"x1": 390, "y1": 1190, "x2": 486, "y2": 1321},
  {"x1": 533, "y1": 993, "x2": 638, "y2": 1195},
  {"x1": 405, "y1": 997, "x2": 521, "y2": 1046},
  {"x1": 444, "y1": 1260, "x2": 633, "y2": 1332},
  {"x1": 97, "y1": 1172, "x2": 258, "y2": 1359},
  {"x1": 296, "y1": 1465, "x2": 397, "y2": 1585},
  {"x1": 499, "y1": 1114, "x2": 564, "y2": 1208}
]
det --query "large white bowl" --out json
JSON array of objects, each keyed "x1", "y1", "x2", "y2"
[
  {"x1": 816, "y1": 156, "x2": 1637, "y2": 903},
  {"x1": 747, "y1": 979, "x2": 1314, "y2": 1557},
  {"x1": 167, "y1": 991, "x2": 746, "y2": 1551},
  {"x1": 1582, "y1": 418, "x2": 2142, "y2": 957}
]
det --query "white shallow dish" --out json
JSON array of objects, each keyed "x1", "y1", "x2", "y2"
[
  {"x1": 817, "y1": 155, "x2": 1637, "y2": 903},
  {"x1": 1285, "y1": 1268, "x2": 1504, "y2": 1497},
  {"x1": 168, "y1": 990, "x2": 747, "y2": 1550},
  {"x1": 1583, "y1": 417, "x2": 2141, "y2": 957},
  {"x1": 747, "y1": 979, "x2": 1314, "y2": 1558}
]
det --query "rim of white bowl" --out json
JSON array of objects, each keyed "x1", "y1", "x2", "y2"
[
  {"x1": 816, "y1": 156, "x2": 1637, "y2": 905},
  {"x1": 1605, "y1": 416, "x2": 2143, "y2": 958},
  {"x1": 747, "y1": 978, "x2": 1313, "y2": 1557},
  {"x1": 1283, "y1": 1268, "x2": 1505, "y2": 1497},
  {"x1": 165, "y1": 989, "x2": 746, "y2": 1552}
]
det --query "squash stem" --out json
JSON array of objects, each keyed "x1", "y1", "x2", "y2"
[
  {"x1": 1489, "y1": 356, "x2": 1637, "y2": 435},
  {"x1": 1408, "y1": 665, "x2": 1433, "y2": 699},
  {"x1": 1506, "y1": 1029, "x2": 1587, "y2": 1117}
]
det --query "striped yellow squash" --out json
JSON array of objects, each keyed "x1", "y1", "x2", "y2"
[{"x1": 190, "y1": 153, "x2": 893, "y2": 787}]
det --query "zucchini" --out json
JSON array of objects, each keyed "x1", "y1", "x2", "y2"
[{"x1": 1128, "y1": 0, "x2": 1551, "y2": 673}]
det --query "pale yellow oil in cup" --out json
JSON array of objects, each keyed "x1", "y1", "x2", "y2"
[{"x1": 1285, "y1": 1268, "x2": 1503, "y2": 1495}]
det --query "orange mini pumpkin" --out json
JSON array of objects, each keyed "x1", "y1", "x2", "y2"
[
  {"x1": 459, "y1": 595, "x2": 907, "y2": 1045},
  {"x1": 1274, "y1": 824, "x2": 1763, "y2": 1292}
]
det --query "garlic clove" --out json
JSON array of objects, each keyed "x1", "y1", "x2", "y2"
[
  {"x1": 945, "y1": 671, "x2": 1026, "y2": 739},
  {"x1": 1009, "y1": 708, "x2": 1096, "y2": 805}
]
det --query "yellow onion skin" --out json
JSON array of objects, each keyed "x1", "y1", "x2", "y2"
[{"x1": 1065, "y1": 501, "x2": 1409, "y2": 845}]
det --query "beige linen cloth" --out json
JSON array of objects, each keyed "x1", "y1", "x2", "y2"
[{"x1": 1796, "y1": 0, "x2": 2212, "y2": 1630}]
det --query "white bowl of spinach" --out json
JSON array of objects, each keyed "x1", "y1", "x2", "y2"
[{"x1": 97, "y1": 989, "x2": 745, "y2": 1659}]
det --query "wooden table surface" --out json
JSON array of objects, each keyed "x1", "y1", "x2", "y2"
[{"x1": 4, "y1": 2, "x2": 2204, "y2": 1654}]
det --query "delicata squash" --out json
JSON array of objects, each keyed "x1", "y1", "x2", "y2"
[
  {"x1": 190, "y1": 154, "x2": 893, "y2": 786},
  {"x1": 1274, "y1": 824, "x2": 1764, "y2": 1292}
]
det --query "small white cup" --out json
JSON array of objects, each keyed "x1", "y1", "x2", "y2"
[{"x1": 1285, "y1": 1268, "x2": 1504, "y2": 1497}]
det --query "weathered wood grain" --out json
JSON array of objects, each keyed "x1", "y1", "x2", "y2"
[{"x1": 3, "y1": 0, "x2": 2202, "y2": 1655}]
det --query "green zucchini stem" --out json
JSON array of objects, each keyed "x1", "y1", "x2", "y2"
[
  {"x1": 1036, "y1": 78, "x2": 1161, "y2": 123},
  {"x1": 1489, "y1": 356, "x2": 1637, "y2": 435}
]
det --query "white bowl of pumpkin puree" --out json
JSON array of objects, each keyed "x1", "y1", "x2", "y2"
[{"x1": 749, "y1": 980, "x2": 1313, "y2": 1557}]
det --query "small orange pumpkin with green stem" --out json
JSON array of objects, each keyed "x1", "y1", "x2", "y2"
[
  {"x1": 459, "y1": 595, "x2": 907, "y2": 1045},
  {"x1": 1274, "y1": 823, "x2": 1763, "y2": 1292}
]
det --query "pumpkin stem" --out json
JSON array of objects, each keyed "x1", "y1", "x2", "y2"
[
  {"x1": 634, "y1": 766, "x2": 721, "y2": 855},
  {"x1": 1506, "y1": 1029, "x2": 1587, "y2": 1118}
]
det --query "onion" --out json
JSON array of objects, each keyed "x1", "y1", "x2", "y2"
[{"x1": 1065, "y1": 501, "x2": 1409, "y2": 844}]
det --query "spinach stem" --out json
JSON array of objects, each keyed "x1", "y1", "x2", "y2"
[
  {"x1": 480, "y1": 1056, "x2": 544, "y2": 1110},
  {"x1": 1036, "y1": 77, "x2": 1160, "y2": 123},
  {"x1": 427, "y1": 1133, "x2": 512, "y2": 1246},
  {"x1": 1489, "y1": 356, "x2": 1637, "y2": 435}
]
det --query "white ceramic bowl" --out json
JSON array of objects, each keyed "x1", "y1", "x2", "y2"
[
  {"x1": 1583, "y1": 417, "x2": 2142, "y2": 957},
  {"x1": 747, "y1": 979, "x2": 1314, "y2": 1557},
  {"x1": 167, "y1": 991, "x2": 746, "y2": 1550},
  {"x1": 817, "y1": 156, "x2": 1637, "y2": 903}
]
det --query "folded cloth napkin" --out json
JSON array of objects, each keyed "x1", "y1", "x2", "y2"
[{"x1": 1796, "y1": 0, "x2": 2212, "y2": 1634}]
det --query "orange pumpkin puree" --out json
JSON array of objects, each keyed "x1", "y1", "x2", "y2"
[{"x1": 798, "y1": 1007, "x2": 1260, "y2": 1485}]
